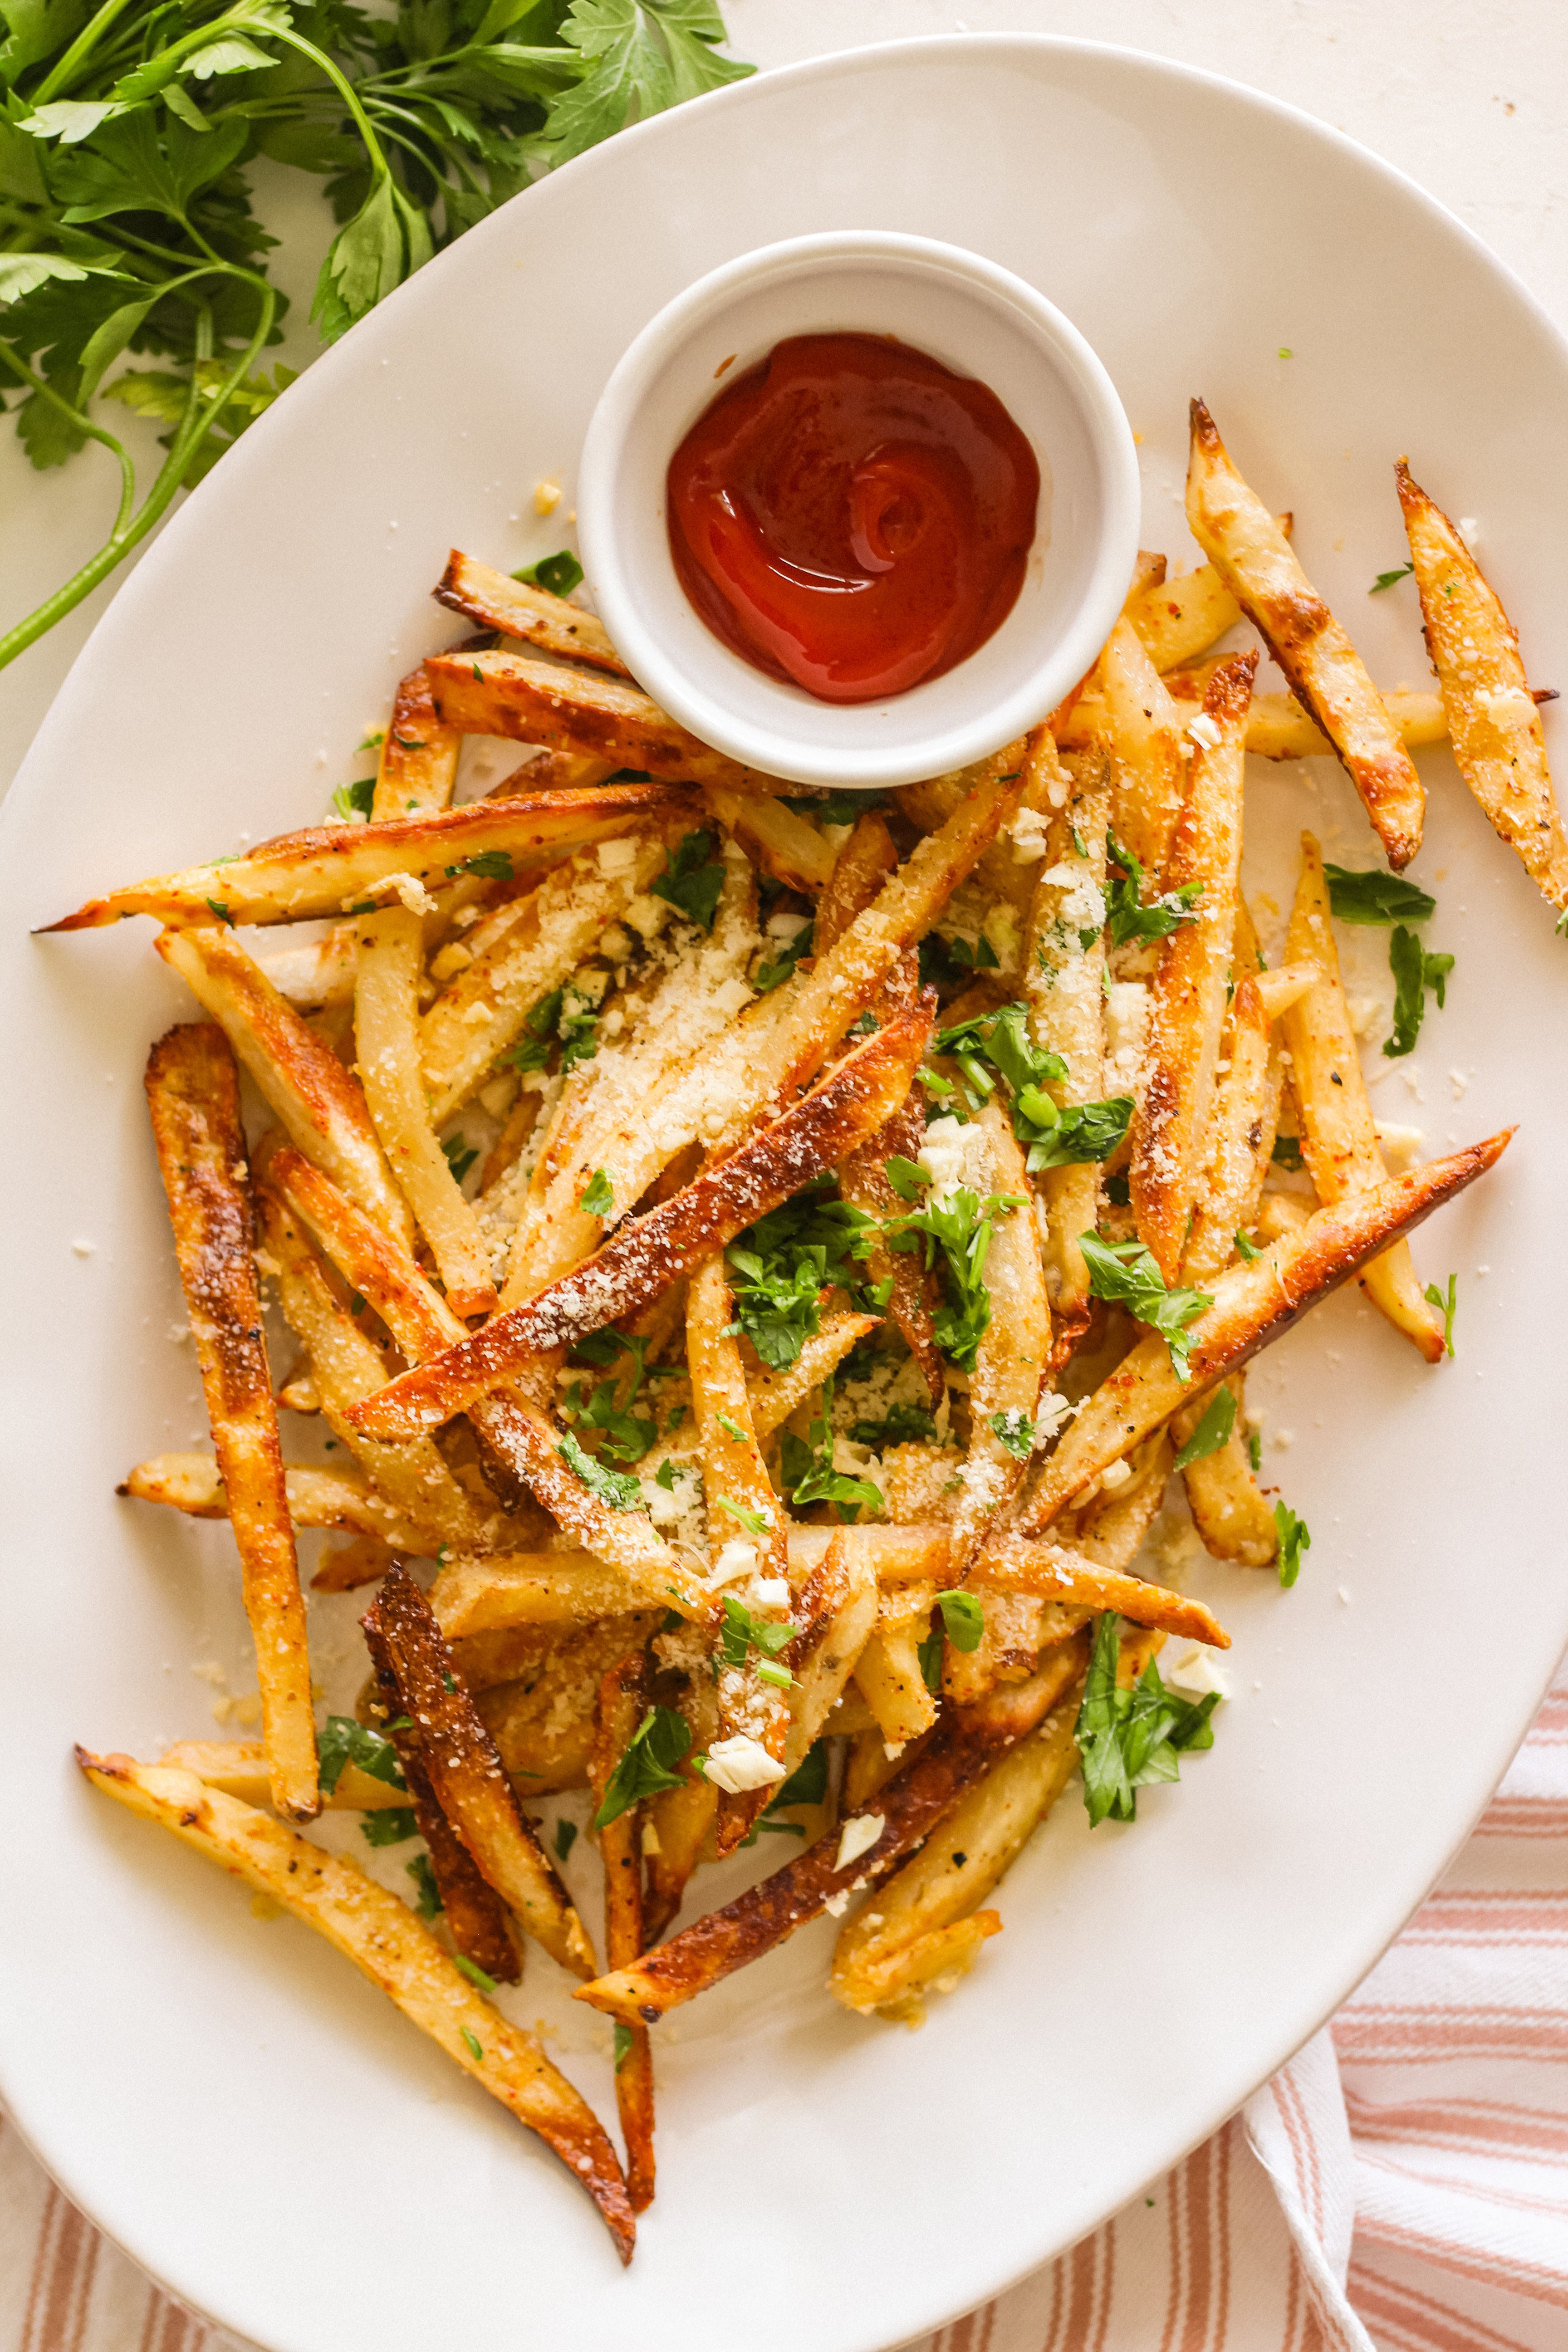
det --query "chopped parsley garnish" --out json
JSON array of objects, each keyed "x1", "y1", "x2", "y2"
[
  {"x1": 989, "y1": 1408, "x2": 1035, "y2": 1460},
  {"x1": 1369, "y1": 562, "x2": 1414, "y2": 593},
  {"x1": 1075, "y1": 1614, "x2": 1220, "y2": 1827},
  {"x1": 650, "y1": 829, "x2": 725, "y2": 930},
  {"x1": 936, "y1": 1589, "x2": 985, "y2": 1651},
  {"x1": 203, "y1": 899, "x2": 233, "y2": 926},
  {"x1": 1424, "y1": 1273, "x2": 1458, "y2": 1357},
  {"x1": 508, "y1": 981, "x2": 599, "y2": 1075},
  {"x1": 1078, "y1": 1234, "x2": 1214, "y2": 1381},
  {"x1": 715, "y1": 1496, "x2": 768, "y2": 1536},
  {"x1": 654, "y1": 1459, "x2": 678, "y2": 1492},
  {"x1": 780, "y1": 1377, "x2": 882, "y2": 1522},
  {"x1": 918, "y1": 1627, "x2": 944, "y2": 1692},
  {"x1": 513, "y1": 549, "x2": 584, "y2": 598},
  {"x1": 779, "y1": 792, "x2": 884, "y2": 826},
  {"x1": 579, "y1": 1167, "x2": 614, "y2": 1218},
  {"x1": 715, "y1": 1411, "x2": 747, "y2": 1443},
  {"x1": 561, "y1": 1364, "x2": 656, "y2": 1465},
  {"x1": 461, "y1": 2027, "x2": 484, "y2": 2061},
  {"x1": 359, "y1": 1806, "x2": 419, "y2": 1847},
  {"x1": 1247, "y1": 1430, "x2": 1262, "y2": 1472},
  {"x1": 318, "y1": 1715, "x2": 407, "y2": 1798},
  {"x1": 1274, "y1": 1501, "x2": 1311, "y2": 1588},
  {"x1": 725, "y1": 1181, "x2": 878, "y2": 1368},
  {"x1": 755, "y1": 917, "x2": 814, "y2": 993},
  {"x1": 332, "y1": 776, "x2": 377, "y2": 821},
  {"x1": 1385, "y1": 924, "x2": 1453, "y2": 1058},
  {"x1": 1105, "y1": 833, "x2": 1203, "y2": 948},
  {"x1": 510, "y1": 986, "x2": 565, "y2": 1073},
  {"x1": 932, "y1": 1003, "x2": 1129, "y2": 1168},
  {"x1": 456, "y1": 849, "x2": 515, "y2": 882},
  {"x1": 407, "y1": 1854, "x2": 442, "y2": 1918},
  {"x1": 849, "y1": 1402, "x2": 940, "y2": 1450},
  {"x1": 1172, "y1": 1387, "x2": 1236, "y2": 1471},
  {"x1": 593, "y1": 1706, "x2": 692, "y2": 1828},
  {"x1": 719, "y1": 1594, "x2": 799, "y2": 1678},
  {"x1": 1271, "y1": 1132, "x2": 1305, "y2": 1172},
  {"x1": 919, "y1": 930, "x2": 999, "y2": 989},
  {"x1": 613, "y1": 2021, "x2": 636, "y2": 2073},
  {"x1": 1323, "y1": 865, "x2": 1436, "y2": 926},
  {"x1": 772, "y1": 1740, "x2": 829, "y2": 1808},
  {"x1": 553, "y1": 1819, "x2": 578, "y2": 1864},
  {"x1": 1234, "y1": 1231, "x2": 1261, "y2": 1261},
  {"x1": 441, "y1": 1133, "x2": 478, "y2": 1186},
  {"x1": 454, "y1": 1954, "x2": 498, "y2": 1994},
  {"x1": 882, "y1": 1178, "x2": 1028, "y2": 1373},
  {"x1": 556, "y1": 1429, "x2": 647, "y2": 1510}
]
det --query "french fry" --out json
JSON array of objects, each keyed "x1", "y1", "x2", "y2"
[
  {"x1": 1023, "y1": 734, "x2": 1109, "y2": 1359},
  {"x1": 687, "y1": 1252, "x2": 791, "y2": 1854},
  {"x1": 574, "y1": 1660, "x2": 1073, "y2": 2024},
  {"x1": 436, "y1": 550, "x2": 631, "y2": 677},
  {"x1": 948, "y1": 1104, "x2": 1050, "y2": 1588},
  {"x1": 1183, "y1": 924, "x2": 1315, "y2": 1283},
  {"x1": 47, "y1": 785, "x2": 687, "y2": 931},
  {"x1": 641, "y1": 1660, "x2": 720, "y2": 1945},
  {"x1": 1186, "y1": 400, "x2": 1424, "y2": 867},
  {"x1": 745, "y1": 1311, "x2": 882, "y2": 1439},
  {"x1": 1169, "y1": 1374, "x2": 1275, "y2": 1566},
  {"x1": 1282, "y1": 834, "x2": 1447, "y2": 1360},
  {"x1": 1396, "y1": 461, "x2": 1568, "y2": 919},
  {"x1": 367, "y1": 1565, "x2": 595, "y2": 1978},
  {"x1": 1097, "y1": 619, "x2": 1186, "y2": 880},
  {"x1": 779, "y1": 1532, "x2": 878, "y2": 1775},
  {"x1": 1124, "y1": 559, "x2": 1244, "y2": 675},
  {"x1": 1126, "y1": 549, "x2": 1167, "y2": 605},
  {"x1": 372, "y1": 661, "x2": 462, "y2": 820},
  {"x1": 853, "y1": 1585, "x2": 939, "y2": 1751},
  {"x1": 588, "y1": 1661, "x2": 656, "y2": 2211},
  {"x1": 120, "y1": 1450, "x2": 436, "y2": 1551},
  {"x1": 77, "y1": 1751, "x2": 635, "y2": 2260},
  {"x1": 972, "y1": 1535, "x2": 1228, "y2": 1646},
  {"x1": 427, "y1": 650, "x2": 783, "y2": 791},
  {"x1": 354, "y1": 905, "x2": 496, "y2": 1316},
  {"x1": 1063, "y1": 1431, "x2": 1174, "y2": 1571},
  {"x1": 1011, "y1": 1135, "x2": 1510, "y2": 1531},
  {"x1": 257, "y1": 1185, "x2": 491, "y2": 1549},
  {"x1": 144, "y1": 1026, "x2": 316, "y2": 1822},
  {"x1": 831, "y1": 1658, "x2": 1087, "y2": 2019},
  {"x1": 701, "y1": 784, "x2": 837, "y2": 891},
  {"x1": 311, "y1": 1533, "x2": 400, "y2": 1592},
  {"x1": 816, "y1": 811, "x2": 902, "y2": 946},
  {"x1": 261, "y1": 926, "x2": 360, "y2": 1010},
  {"x1": 1129, "y1": 652, "x2": 1255, "y2": 1281},
  {"x1": 157, "y1": 926, "x2": 414, "y2": 1249},
  {"x1": 1056, "y1": 688, "x2": 1449, "y2": 763},
  {"x1": 476, "y1": 1615, "x2": 657, "y2": 1791},
  {"x1": 348, "y1": 1005, "x2": 932, "y2": 1441},
  {"x1": 160, "y1": 1740, "x2": 409, "y2": 1811}
]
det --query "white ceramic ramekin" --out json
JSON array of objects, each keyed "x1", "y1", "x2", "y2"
[{"x1": 577, "y1": 230, "x2": 1140, "y2": 791}]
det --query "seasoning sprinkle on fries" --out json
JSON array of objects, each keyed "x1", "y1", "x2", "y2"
[{"x1": 57, "y1": 401, "x2": 1544, "y2": 2251}]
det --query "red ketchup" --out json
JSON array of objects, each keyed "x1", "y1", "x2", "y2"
[{"x1": 666, "y1": 332, "x2": 1039, "y2": 705}]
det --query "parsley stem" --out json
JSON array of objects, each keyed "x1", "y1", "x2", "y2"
[{"x1": 33, "y1": 0, "x2": 144, "y2": 102}]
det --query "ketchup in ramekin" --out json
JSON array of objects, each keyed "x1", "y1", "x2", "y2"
[{"x1": 666, "y1": 332, "x2": 1039, "y2": 706}]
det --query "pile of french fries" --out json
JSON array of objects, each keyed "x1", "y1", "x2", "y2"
[{"x1": 54, "y1": 400, "x2": 1554, "y2": 2258}]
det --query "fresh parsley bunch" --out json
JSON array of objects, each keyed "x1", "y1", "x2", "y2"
[{"x1": 0, "y1": 0, "x2": 750, "y2": 670}]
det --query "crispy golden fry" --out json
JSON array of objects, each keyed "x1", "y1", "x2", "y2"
[
  {"x1": 257, "y1": 1184, "x2": 490, "y2": 1549},
  {"x1": 372, "y1": 662, "x2": 461, "y2": 820},
  {"x1": 77, "y1": 1751, "x2": 635, "y2": 2260},
  {"x1": 436, "y1": 550, "x2": 630, "y2": 676},
  {"x1": 1183, "y1": 923, "x2": 1315, "y2": 1284},
  {"x1": 1186, "y1": 400, "x2": 1423, "y2": 866},
  {"x1": 701, "y1": 785, "x2": 836, "y2": 891},
  {"x1": 1282, "y1": 834, "x2": 1447, "y2": 1361},
  {"x1": 641, "y1": 1658, "x2": 720, "y2": 1945},
  {"x1": 348, "y1": 1006, "x2": 932, "y2": 1440},
  {"x1": 973, "y1": 1535, "x2": 1228, "y2": 1646},
  {"x1": 1254, "y1": 1190, "x2": 1312, "y2": 1246},
  {"x1": 588, "y1": 1661, "x2": 656, "y2": 2211},
  {"x1": 1097, "y1": 618, "x2": 1186, "y2": 880},
  {"x1": 1130, "y1": 653, "x2": 1255, "y2": 1281},
  {"x1": 575, "y1": 1663, "x2": 1070, "y2": 2024},
  {"x1": 48, "y1": 786, "x2": 686, "y2": 931},
  {"x1": 780, "y1": 1532, "x2": 878, "y2": 1776},
  {"x1": 1127, "y1": 549, "x2": 1167, "y2": 604},
  {"x1": 1124, "y1": 559, "x2": 1243, "y2": 675},
  {"x1": 817, "y1": 811, "x2": 902, "y2": 947},
  {"x1": 1396, "y1": 461, "x2": 1568, "y2": 919},
  {"x1": 159, "y1": 1740, "x2": 407, "y2": 1811},
  {"x1": 1171, "y1": 1374, "x2": 1276, "y2": 1566},
  {"x1": 311, "y1": 1532, "x2": 400, "y2": 1592},
  {"x1": 145, "y1": 1026, "x2": 316, "y2": 1822},
  {"x1": 260, "y1": 926, "x2": 361, "y2": 1010},
  {"x1": 121, "y1": 1450, "x2": 435, "y2": 1550},
  {"x1": 368, "y1": 1564, "x2": 594, "y2": 1978},
  {"x1": 745, "y1": 1312, "x2": 882, "y2": 1438},
  {"x1": 158, "y1": 926, "x2": 414, "y2": 1248},
  {"x1": 354, "y1": 905, "x2": 496, "y2": 1317},
  {"x1": 476, "y1": 1615, "x2": 657, "y2": 1793},
  {"x1": 1013, "y1": 1134, "x2": 1509, "y2": 1530},
  {"x1": 420, "y1": 833, "x2": 676, "y2": 1126},
  {"x1": 687, "y1": 1252, "x2": 791, "y2": 1853},
  {"x1": 853, "y1": 1585, "x2": 939, "y2": 1751},
  {"x1": 950, "y1": 1105, "x2": 1049, "y2": 1583},
  {"x1": 1064, "y1": 1431, "x2": 1174, "y2": 1571},
  {"x1": 1057, "y1": 687, "x2": 1448, "y2": 763},
  {"x1": 1022, "y1": 734, "x2": 1109, "y2": 1361},
  {"x1": 832, "y1": 1656, "x2": 1087, "y2": 2019},
  {"x1": 427, "y1": 650, "x2": 784, "y2": 791}
]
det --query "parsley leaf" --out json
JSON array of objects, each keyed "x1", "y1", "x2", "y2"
[
  {"x1": 1369, "y1": 563, "x2": 1414, "y2": 593},
  {"x1": 561, "y1": 1364, "x2": 656, "y2": 1464},
  {"x1": 988, "y1": 1407, "x2": 1035, "y2": 1459},
  {"x1": 407, "y1": 1854, "x2": 443, "y2": 1919},
  {"x1": 1105, "y1": 833, "x2": 1203, "y2": 948},
  {"x1": 755, "y1": 916, "x2": 814, "y2": 992},
  {"x1": 592, "y1": 1705, "x2": 692, "y2": 1828},
  {"x1": 461, "y1": 2026, "x2": 484, "y2": 2062},
  {"x1": 613, "y1": 2020, "x2": 635, "y2": 2072},
  {"x1": 203, "y1": 898, "x2": 232, "y2": 926},
  {"x1": 930, "y1": 1002, "x2": 1130, "y2": 1171},
  {"x1": 882, "y1": 1179, "x2": 1028, "y2": 1373},
  {"x1": 441, "y1": 1133, "x2": 478, "y2": 1187},
  {"x1": 1172, "y1": 1386, "x2": 1237, "y2": 1470},
  {"x1": 454, "y1": 1954, "x2": 498, "y2": 1994},
  {"x1": 531, "y1": 0, "x2": 754, "y2": 171},
  {"x1": 332, "y1": 776, "x2": 376, "y2": 822},
  {"x1": 770, "y1": 1740, "x2": 828, "y2": 1809},
  {"x1": 513, "y1": 549, "x2": 584, "y2": 597},
  {"x1": 359, "y1": 1806, "x2": 419, "y2": 1847},
  {"x1": 1234, "y1": 1231, "x2": 1260, "y2": 1261},
  {"x1": 1075, "y1": 1615, "x2": 1220, "y2": 1827},
  {"x1": 719, "y1": 1594, "x2": 798, "y2": 1683},
  {"x1": 779, "y1": 1377, "x2": 882, "y2": 1522},
  {"x1": 919, "y1": 931, "x2": 999, "y2": 989},
  {"x1": 650, "y1": 828, "x2": 725, "y2": 929},
  {"x1": 1271, "y1": 1132, "x2": 1305, "y2": 1172},
  {"x1": 1323, "y1": 865, "x2": 1436, "y2": 926},
  {"x1": 849, "y1": 1402, "x2": 939, "y2": 1449},
  {"x1": 579, "y1": 1166, "x2": 614, "y2": 1217},
  {"x1": 1078, "y1": 1235, "x2": 1214, "y2": 1381},
  {"x1": 936, "y1": 1589, "x2": 985, "y2": 1651},
  {"x1": 1274, "y1": 1501, "x2": 1311, "y2": 1588},
  {"x1": 557, "y1": 1429, "x2": 647, "y2": 1510},
  {"x1": 318, "y1": 1715, "x2": 406, "y2": 1799},
  {"x1": 1424, "y1": 1273, "x2": 1458, "y2": 1357},
  {"x1": 1384, "y1": 924, "x2": 1453, "y2": 1058},
  {"x1": 553, "y1": 1818, "x2": 578, "y2": 1863},
  {"x1": 509, "y1": 987, "x2": 565, "y2": 1074},
  {"x1": 725, "y1": 1183, "x2": 878, "y2": 1368},
  {"x1": 456, "y1": 849, "x2": 515, "y2": 882}
]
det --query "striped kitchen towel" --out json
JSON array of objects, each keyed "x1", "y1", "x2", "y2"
[{"x1": 4, "y1": 1661, "x2": 1564, "y2": 2352}]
